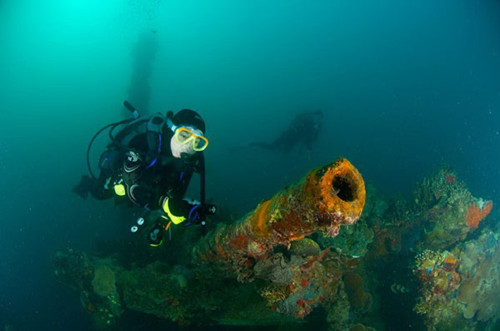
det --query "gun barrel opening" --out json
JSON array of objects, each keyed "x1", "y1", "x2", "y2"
[{"x1": 332, "y1": 175, "x2": 357, "y2": 202}]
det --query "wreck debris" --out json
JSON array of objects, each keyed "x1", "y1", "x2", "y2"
[{"x1": 53, "y1": 164, "x2": 500, "y2": 330}]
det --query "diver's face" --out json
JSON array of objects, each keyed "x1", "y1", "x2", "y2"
[
  {"x1": 171, "y1": 126, "x2": 207, "y2": 158},
  {"x1": 171, "y1": 134, "x2": 196, "y2": 158}
]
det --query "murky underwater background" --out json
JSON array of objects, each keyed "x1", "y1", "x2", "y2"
[{"x1": 0, "y1": 0, "x2": 499, "y2": 329}]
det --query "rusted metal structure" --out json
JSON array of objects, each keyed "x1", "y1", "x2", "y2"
[{"x1": 193, "y1": 158, "x2": 366, "y2": 278}]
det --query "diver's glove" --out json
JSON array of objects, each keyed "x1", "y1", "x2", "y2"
[
  {"x1": 72, "y1": 175, "x2": 95, "y2": 199},
  {"x1": 161, "y1": 197, "x2": 213, "y2": 225}
]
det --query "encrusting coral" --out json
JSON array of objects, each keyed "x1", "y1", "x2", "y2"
[{"x1": 456, "y1": 230, "x2": 500, "y2": 321}]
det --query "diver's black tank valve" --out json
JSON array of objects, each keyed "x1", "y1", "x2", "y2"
[{"x1": 124, "y1": 100, "x2": 140, "y2": 119}]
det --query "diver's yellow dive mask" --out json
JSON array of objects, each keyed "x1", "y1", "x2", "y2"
[{"x1": 174, "y1": 127, "x2": 208, "y2": 152}]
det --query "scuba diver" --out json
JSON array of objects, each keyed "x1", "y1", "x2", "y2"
[
  {"x1": 247, "y1": 110, "x2": 324, "y2": 153},
  {"x1": 73, "y1": 101, "x2": 216, "y2": 247}
]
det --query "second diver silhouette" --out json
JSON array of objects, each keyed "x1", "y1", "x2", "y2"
[{"x1": 248, "y1": 110, "x2": 324, "y2": 153}]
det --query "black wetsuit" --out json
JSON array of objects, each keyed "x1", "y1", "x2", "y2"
[{"x1": 90, "y1": 128, "x2": 202, "y2": 212}]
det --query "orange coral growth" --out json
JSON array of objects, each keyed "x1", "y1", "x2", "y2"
[
  {"x1": 312, "y1": 159, "x2": 366, "y2": 222},
  {"x1": 254, "y1": 200, "x2": 271, "y2": 236},
  {"x1": 289, "y1": 234, "x2": 306, "y2": 242},
  {"x1": 443, "y1": 256, "x2": 458, "y2": 265},
  {"x1": 466, "y1": 201, "x2": 493, "y2": 228},
  {"x1": 231, "y1": 234, "x2": 249, "y2": 250}
]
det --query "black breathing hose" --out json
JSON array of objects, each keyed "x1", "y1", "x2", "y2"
[
  {"x1": 86, "y1": 119, "x2": 135, "y2": 179},
  {"x1": 86, "y1": 101, "x2": 140, "y2": 179}
]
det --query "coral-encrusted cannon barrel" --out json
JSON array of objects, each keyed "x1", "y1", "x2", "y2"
[{"x1": 194, "y1": 158, "x2": 366, "y2": 267}]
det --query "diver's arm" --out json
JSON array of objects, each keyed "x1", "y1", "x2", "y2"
[
  {"x1": 159, "y1": 197, "x2": 202, "y2": 225},
  {"x1": 73, "y1": 149, "x2": 122, "y2": 200},
  {"x1": 156, "y1": 165, "x2": 202, "y2": 225},
  {"x1": 89, "y1": 172, "x2": 116, "y2": 200},
  {"x1": 73, "y1": 174, "x2": 113, "y2": 200}
]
